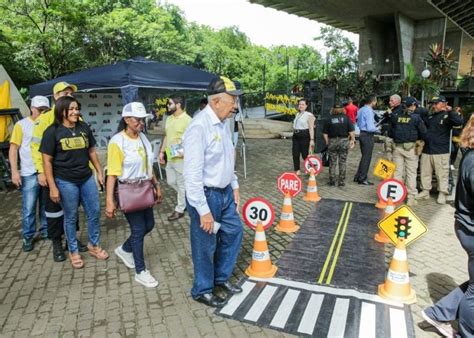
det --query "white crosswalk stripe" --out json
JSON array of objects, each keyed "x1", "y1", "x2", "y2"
[{"x1": 217, "y1": 278, "x2": 414, "y2": 337}]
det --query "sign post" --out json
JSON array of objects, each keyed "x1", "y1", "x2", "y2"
[
  {"x1": 378, "y1": 205, "x2": 428, "y2": 246},
  {"x1": 373, "y1": 158, "x2": 397, "y2": 180},
  {"x1": 277, "y1": 172, "x2": 302, "y2": 197},
  {"x1": 304, "y1": 155, "x2": 323, "y2": 175},
  {"x1": 376, "y1": 178, "x2": 407, "y2": 205},
  {"x1": 242, "y1": 197, "x2": 275, "y2": 230}
]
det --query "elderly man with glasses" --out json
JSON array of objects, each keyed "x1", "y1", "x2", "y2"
[
  {"x1": 159, "y1": 96, "x2": 192, "y2": 221},
  {"x1": 183, "y1": 76, "x2": 243, "y2": 307}
]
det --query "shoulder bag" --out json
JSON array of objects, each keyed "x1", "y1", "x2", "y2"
[{"x1": 115, "y1": 134, "x2": 156, "y2": 213}]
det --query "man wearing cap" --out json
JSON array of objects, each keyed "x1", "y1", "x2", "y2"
[
  {"x1": 183, "y1": 76, "x2": 243, "y2": 307},
  {"x1": 159, "y1": 95, "x2": 192, "y2": 221},
  {"x1": 30, "y1": 81, "x2": 87, "y2": 261},
  {"x1": 417, "y1": 96, "x2": 463, "y2": 204},
  {"x1": 389, "y1": 97, "x2": 427, "y2": 206},
  {"x1": 323, "y1": 102, "x2": 356, "y2": 186},
  {"x1": 9, "y1": 96, "x2": 50, "y2": 251}
]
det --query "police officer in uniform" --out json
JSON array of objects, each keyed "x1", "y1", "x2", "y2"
[
  {"x1": 417, "y1": 96, "x2": 463, "y2": 204},
  {"x1": 390, "y1": 97, "x2": 427, "y2": 206},
  {"x1": 323, "y1": 102, "x2": 356, "y2": 186},
  {"x1": 381, "y1": 94, "x2": 404, "y2": 161}
]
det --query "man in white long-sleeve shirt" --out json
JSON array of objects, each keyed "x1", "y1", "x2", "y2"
[{"x1": 183, "y1": 76, "x2": 243, "y2": 307}]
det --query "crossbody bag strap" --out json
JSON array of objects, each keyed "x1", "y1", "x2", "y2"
[{"x1": 137, "y1": 133, "x2": 150, "y2": 176}]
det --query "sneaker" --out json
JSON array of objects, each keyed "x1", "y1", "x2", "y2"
[
  {"x1": 406, "y1": 198, "x2": 418, "y2": 207},
  {"x1": 39, "y1": 232, "x2": 48, "y2": 240},
  {"x1": 114, "y1": 246, "x2": 135, "y2": 269},
  {"x1": 22, "y1": 237, "x2": 34, "y2": 252},
  {"x1": 437, "y1": 193, "x2": 447, "y2": 205},
  {"x1": 135, "y1": 270, "x2": 159, "y2": 288},
  {"x1": 421, "y1": 310, "x2": 455, "y2": 337},
  {"x1": 416, "y1": 190, "x2": 430, "y2": 200}
]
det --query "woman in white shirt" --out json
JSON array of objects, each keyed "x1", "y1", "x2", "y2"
[
  {"x1": 105, "y1": 102, "x2": 163, "y2": 288},
  {"x1": 292, "y1": 99, "x2": 316, "y2": 175}
]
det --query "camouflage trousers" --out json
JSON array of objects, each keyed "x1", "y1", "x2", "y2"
[{"x1": 328, "y1": 138, "x2": 349, "y2": 183}]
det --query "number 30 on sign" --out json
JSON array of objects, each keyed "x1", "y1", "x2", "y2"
[{"x1": 242, "y1": 197, "x2": 275, "y2": 230}]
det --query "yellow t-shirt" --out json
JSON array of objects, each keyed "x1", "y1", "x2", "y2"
[
  {"x1": 107, "y1": 131, "x2": 153, "y2": 181},
  {"x1": 10, "y1": 117, "x2": 37, "y2": 176},
  {"x1": 164, "y1": 112, "x2": 192, "y2": 161}
]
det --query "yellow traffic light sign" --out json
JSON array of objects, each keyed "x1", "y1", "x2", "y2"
[{"x1": 378, "y1": 205, "x2": 427, "y2": 246}]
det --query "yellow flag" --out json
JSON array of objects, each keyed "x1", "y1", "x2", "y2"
[{"x1": 0, "y1": 80, "x2": 13, "y2": 142}]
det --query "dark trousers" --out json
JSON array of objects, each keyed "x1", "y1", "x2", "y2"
[
  {"x1": 424, "y1": 221, "x2": 474, "y2": 337},
  {"x1": 450, "y1": 142, "x2": 460, "y2": 166},
  {"x1": 123, "y1": 207, "x2": 155, "y2": 274},
  {"x1": 354, "y1": 132, "x2": 374, "y2": 182},
  {"x1": 42, "y1": 187, "x2": 64, "y2": 240},
  {"x1": 292, "y1": 131, "x2": 310, "y2": 171}
]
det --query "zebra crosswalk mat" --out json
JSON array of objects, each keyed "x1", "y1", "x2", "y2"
[
  {"x1": 215, "y1": 277, "x2": 415, "y2": 337},
  {"x1": 276, "y1": 199, "x2": 386, "y2": 293}
]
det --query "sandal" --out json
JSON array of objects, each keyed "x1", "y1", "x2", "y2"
[
  {"x1": 88, "y1": 244, "x2": 109, "y2": 260},
  {"x1": 69, "y1": 253, "x2": 84, "y2": 269}
]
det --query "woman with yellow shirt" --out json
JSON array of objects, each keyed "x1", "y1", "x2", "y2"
[{"x1": 106, "y1": 102, "x2": 163, "y2": 288}]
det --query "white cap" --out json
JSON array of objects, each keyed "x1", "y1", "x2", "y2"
[
  {"x1": 31, "y1": 96, "x2": 50, "y2": 109},
  {"x1": 122, "y1": 102, "x2": 151, "y2": 118}
]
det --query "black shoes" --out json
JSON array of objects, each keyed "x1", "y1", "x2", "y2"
[
  {"x1": 358, "y1": 180, "x2": 374, "y2": 186},
  {"x1": 168, "y1": 211, "x2": 185, "y2": 221},
  {"x1": 339, "y1": 181, "x2": 345, "y2": 187},
  {"x1": 217, "y1": 281, "x2": 243, "y2": 295},
  {"x1": 22, "y1": 238, "x2": 34, "y2": 252},
  {"x1": 194, "y1": 293, "x2": 228, "y2": 307},
  {"x1": 52, "y1": 240, "x2": 66, "y2": 262},
  {"x1": 328, "y1": 181, "x2": 336, "y2": 186}
]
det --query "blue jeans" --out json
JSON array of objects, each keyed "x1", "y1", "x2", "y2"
[
  {"x1": 21, "y1": 174, "x2": 47, "y2": 239},
  {"x1": 123, "y1": 207, "x2": 155, "y2": 274},
  {"x1": 424, "y1": 221, "x2": 474, "y2": 337},
  {"x1": 55, "y1": 175, "x2": 100, "y2": 253},
  {"x1": 187, "y1": 185, "x2": 243, "y2": 298}
]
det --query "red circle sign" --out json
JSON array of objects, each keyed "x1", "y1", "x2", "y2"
[
  {"x1": 377, "y1": 178, "x2": 407, "y2": 204},
  {"x1": 304, "y1": 155, "x2": 323, "y2": 175},
  {"x1": 242, "y1": 197, "x2": 275, "y2": 230},
  {"x1": 277, "y1": 172, "x2": 302, "y2": 197}
]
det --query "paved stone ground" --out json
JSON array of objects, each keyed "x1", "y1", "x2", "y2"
[{"x1": 0, "y1": 138, "x2": 467, "y2": 337}]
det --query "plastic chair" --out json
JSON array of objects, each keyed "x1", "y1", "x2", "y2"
[{"x1": 150, "y1": 138, "x2": 163, "y2": 180}]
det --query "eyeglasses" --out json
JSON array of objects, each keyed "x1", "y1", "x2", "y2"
[{"x1": 131, "y1": 117, "x2": 146, "y2": 124}]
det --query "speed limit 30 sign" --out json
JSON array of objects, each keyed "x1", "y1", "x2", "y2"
[{"x1": 242, "y1": 197, "x2": 275, "y2": 230}]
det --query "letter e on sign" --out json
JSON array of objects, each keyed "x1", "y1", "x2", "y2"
[{"x1": 377, "y1": 178, "x2": 407, "y2": 204}]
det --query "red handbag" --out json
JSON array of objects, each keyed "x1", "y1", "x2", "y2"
[{"x1": 116, "y1": 179, "x2": 155, "y2": 213}]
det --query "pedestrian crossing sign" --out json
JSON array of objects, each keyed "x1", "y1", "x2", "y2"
[
  {"x1": 378, "y1": 205, "x2": 427, "y2": 246},
  {"x1": 374, "y1": 158, "x2": 396, "y2": 180}
]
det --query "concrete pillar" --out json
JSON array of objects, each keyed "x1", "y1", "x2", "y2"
[{"x1": 396, "y1": 13, "x2": 415, "y2": 78}]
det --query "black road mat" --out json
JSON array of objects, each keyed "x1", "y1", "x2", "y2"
[
  {"x1": 215, "y1": 277, "x2": 415, "y2": 338},
  {"x1": 276, "y1": 199, "x2": 386, "y2": 293}
]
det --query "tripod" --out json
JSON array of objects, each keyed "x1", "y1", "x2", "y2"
[{"x1": 235, "y1": 106, "x2": 247, "y2": 179}]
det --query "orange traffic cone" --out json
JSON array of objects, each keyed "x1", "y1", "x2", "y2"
[
  {"x1": 303, "y1": 169, "x2": 321, "y2": 202},
  {"x1": 378, "y1": 238, "x2": 417, "y2": 304},
  {"x1": 245, "y1": 221, "x2": 278, "y2": 278},
  {"x1": 374, "y1": 197, "x2": 395, "y2": 244},
  {"x1": 375, "y1": 196, "x2": 387, "y2": 209},
  {"x1": 276, "y1": 192, "x2": 300, "y2": 233}
]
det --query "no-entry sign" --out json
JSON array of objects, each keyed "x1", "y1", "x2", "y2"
[
  {"x1": 242, "y1": 197, "x2": 275, "y2": 230},
  {"x1": 304, "y1": 155, "x2": 323, "y2": 175},
  {"x1": 277, "y1": 172, "x2": 302, "y2": 197},
  {"x1": 377, "y1": 178, "x2": 407, "y2": 204}
]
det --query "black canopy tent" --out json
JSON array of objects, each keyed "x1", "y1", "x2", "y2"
[{"x1": 29, "y1": 57, "x2": 217, "y2": 99}]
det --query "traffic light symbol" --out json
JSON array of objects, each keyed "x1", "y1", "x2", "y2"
[{"x1": 394, "y1": 216, "x2": 411, "y2": 239}]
